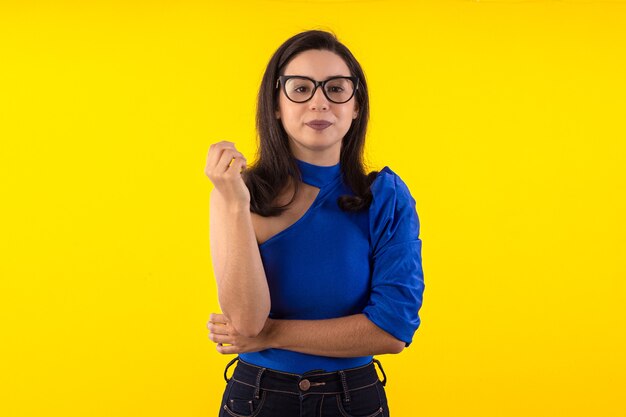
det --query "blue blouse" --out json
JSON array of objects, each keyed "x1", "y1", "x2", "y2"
[{"x1": 239, "y1": 158, "x2": 424, "y2": 373}]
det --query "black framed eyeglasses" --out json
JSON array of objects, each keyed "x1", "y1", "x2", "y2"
[{"x1": 275, "y1": 75, "x2": 359, "y2": 104}]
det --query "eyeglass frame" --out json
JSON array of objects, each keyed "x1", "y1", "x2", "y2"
[{"x1": 275, "y1": 75, "x2": 360, "y2": 104}]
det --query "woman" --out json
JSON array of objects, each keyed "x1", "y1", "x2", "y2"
[{"x1": 204, "y1": 30, "x2": 424, "y2": 417}]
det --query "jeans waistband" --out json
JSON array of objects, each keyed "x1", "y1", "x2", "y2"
[{"x1": 223, "y1": 357, "x2": 387, "y2": 399}]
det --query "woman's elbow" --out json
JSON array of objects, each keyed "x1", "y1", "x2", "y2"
[
  {"x1": 384, "y1": 335, "x2": 406, "y2": 354},
  {"x1": 366, "y1": 316, "x2": 407, "y2": 354},
  {"x1": 232, "y1": 314, "x2": 269, "y2": 338},
  {"x1": 237, "y1": 323, "x2": 264, "y2": 338},
  {"x1": 387, "y1": 338, "x2": 406, "y2": 354}
]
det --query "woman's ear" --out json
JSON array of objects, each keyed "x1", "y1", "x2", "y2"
[{"x1": 275, "y1": 110, "x2": 280, "y2": 119}]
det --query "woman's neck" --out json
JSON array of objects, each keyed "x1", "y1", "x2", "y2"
[{"x1": 293, "y1": 158, "x2": 341, "y2": 188}]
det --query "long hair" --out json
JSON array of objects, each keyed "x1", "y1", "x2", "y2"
[{"x1": 244, "y1": 29, "x2": 378, "y2": 216}]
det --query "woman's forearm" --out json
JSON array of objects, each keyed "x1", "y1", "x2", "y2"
[
  {"x1": 209, "y1": 190, "x2": 270, "y2": 337},
  {"x1": 266, "y1": 314, "x2": 405, "y2": 357}
]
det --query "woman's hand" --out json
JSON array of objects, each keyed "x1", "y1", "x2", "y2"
[
  {"x1": 207, "y1": 313, "x2": 275, "y2": 355},
  {"x1": 205, "y1": 141, "x2": 250, "y2": 208}
]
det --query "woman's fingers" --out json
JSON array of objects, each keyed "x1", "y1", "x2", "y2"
[
  {"x1": 208, "y1": 332, "x2": 232, "y2": 344},
  {"x1": 205, "y1": 141, "x2": 246, "y2": 176},
  {"x1": 209, "y1": 313, "x2": 228, "y2": 324},
  {"x1": 230, "y1": 155, "x2": 247, "y2": 174},
  {"x1": 207, "y1": 322, "x2": 229, "y2": 335},
  {"x1": 205, "y1": 141, "x2": 236, "y2": 174},
  {"x1": 216, "y1": 343, "x2": 239, "y2": 355},
  {"x1": 207, "y1": 313, "x2": 242, "y2": 353},
  {"x1": 205, "y1": 141, "x2": 250, "y2": 205},
  {"x1": 216, "y1": 149, "x2": 246, "y2": 174}
]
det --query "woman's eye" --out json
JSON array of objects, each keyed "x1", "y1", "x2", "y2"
[
  {"x1": 328, "y1": 87, "x2": 344, "y2": 93},
  {"x1": 294, "y1": 86, "x2": 309, "y2": 93}
]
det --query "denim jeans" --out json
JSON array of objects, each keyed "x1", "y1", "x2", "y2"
[{"x1": 218, "y1": 357, "x2": 390, "y2": 417}]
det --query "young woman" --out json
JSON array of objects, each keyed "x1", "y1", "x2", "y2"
[{"x1": 204, "y1": 30, "x2": 425, "y2": 417}]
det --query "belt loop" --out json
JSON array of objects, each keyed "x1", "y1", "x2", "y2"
[
  {"x1": 253, "y1": 367, "x2": 266, "y2": 399},
  {"x1": 223, "y1": 356, "x2": 239, "y2": 383},
  {"x1": 373, "y1": 358, "x2": 387, "y2": 387},
  {"x1": 338, "y1": 370, "x2": 351, "y2": 403}
]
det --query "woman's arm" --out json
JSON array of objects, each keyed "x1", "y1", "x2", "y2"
[
  {"x1": 207, "y1": 313, "x2": 405, "y2": 357},
  {"x1": 207, "y1": 142, "x2": 270, "y2": 337}
]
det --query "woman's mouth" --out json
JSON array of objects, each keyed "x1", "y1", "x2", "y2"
[{"x1": 305, "y1": 121, "x2": 332, "y2": 130}]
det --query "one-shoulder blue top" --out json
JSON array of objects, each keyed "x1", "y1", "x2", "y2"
[{"x1": 239, "y1": 158, "x2": 424, "y2": 374}]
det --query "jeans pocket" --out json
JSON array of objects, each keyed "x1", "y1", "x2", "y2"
[
  {"x1": 335, "y1": 382, "x2": 384, "y2": 417},
  {"x1": 222, "y1": 379, "x2": 267, "y2": 417}
]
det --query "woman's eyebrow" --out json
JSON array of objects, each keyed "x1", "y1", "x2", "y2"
[{"x1": 286, "y1": 74, "x2": 351, "y2": 79}]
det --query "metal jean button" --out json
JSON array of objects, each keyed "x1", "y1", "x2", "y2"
[{"x1": 299, "y1": 379, "x2": 311, "y2": 391}]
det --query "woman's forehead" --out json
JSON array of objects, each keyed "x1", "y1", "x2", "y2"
[{"x1": 283, "y1": 50, "x2": 351, "y2": 78}]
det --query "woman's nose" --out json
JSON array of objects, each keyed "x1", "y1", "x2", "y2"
[{"x1": 309, "y1": 87, "x2": 329, "y2": 110}]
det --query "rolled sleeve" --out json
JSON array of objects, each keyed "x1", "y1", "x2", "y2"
[{"x1": 363, "y1": 167, "x2": 425, "y2": 346}]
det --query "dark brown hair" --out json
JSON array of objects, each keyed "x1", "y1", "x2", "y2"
[{"x1": 244, "y1": 29, "x2": 378, "y2": 216}]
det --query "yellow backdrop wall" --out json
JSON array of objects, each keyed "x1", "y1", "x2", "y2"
[{"x1": 1, "y1": 1, "x2": 625, "y2": 416}]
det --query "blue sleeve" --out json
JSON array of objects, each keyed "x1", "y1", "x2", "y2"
[{"x1": 363, "y1": 167, "x2": 425, "y2": 347}]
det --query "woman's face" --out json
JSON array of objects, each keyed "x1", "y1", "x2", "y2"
[{"x1": 275, "y1": 49, "x2": 359, "y2": 165}]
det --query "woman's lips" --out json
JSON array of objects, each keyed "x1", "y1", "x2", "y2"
[{"x1": 305, "y1": 121, "x2": 332, "y2": 130}]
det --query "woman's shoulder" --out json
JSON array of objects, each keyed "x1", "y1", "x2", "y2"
[
  {"x1": 368, "y1": 165, "x2": 420, "y2": 254},
  {"x1": 370, "y1": 166, "x2": 415, "y2": 203}
]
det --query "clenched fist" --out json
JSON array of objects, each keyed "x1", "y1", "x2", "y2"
[{"x1": 205, "y1": 141, "x2": 250, "y2": 207}]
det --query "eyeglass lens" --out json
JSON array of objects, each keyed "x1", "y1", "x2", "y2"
[{"x1": 284, "y1": 77, "x2": 355, "y2": 103}]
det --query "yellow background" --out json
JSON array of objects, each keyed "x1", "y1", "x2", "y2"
[{"x1": 1, "y1": 0, "x2": 625, "y2": 416}]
